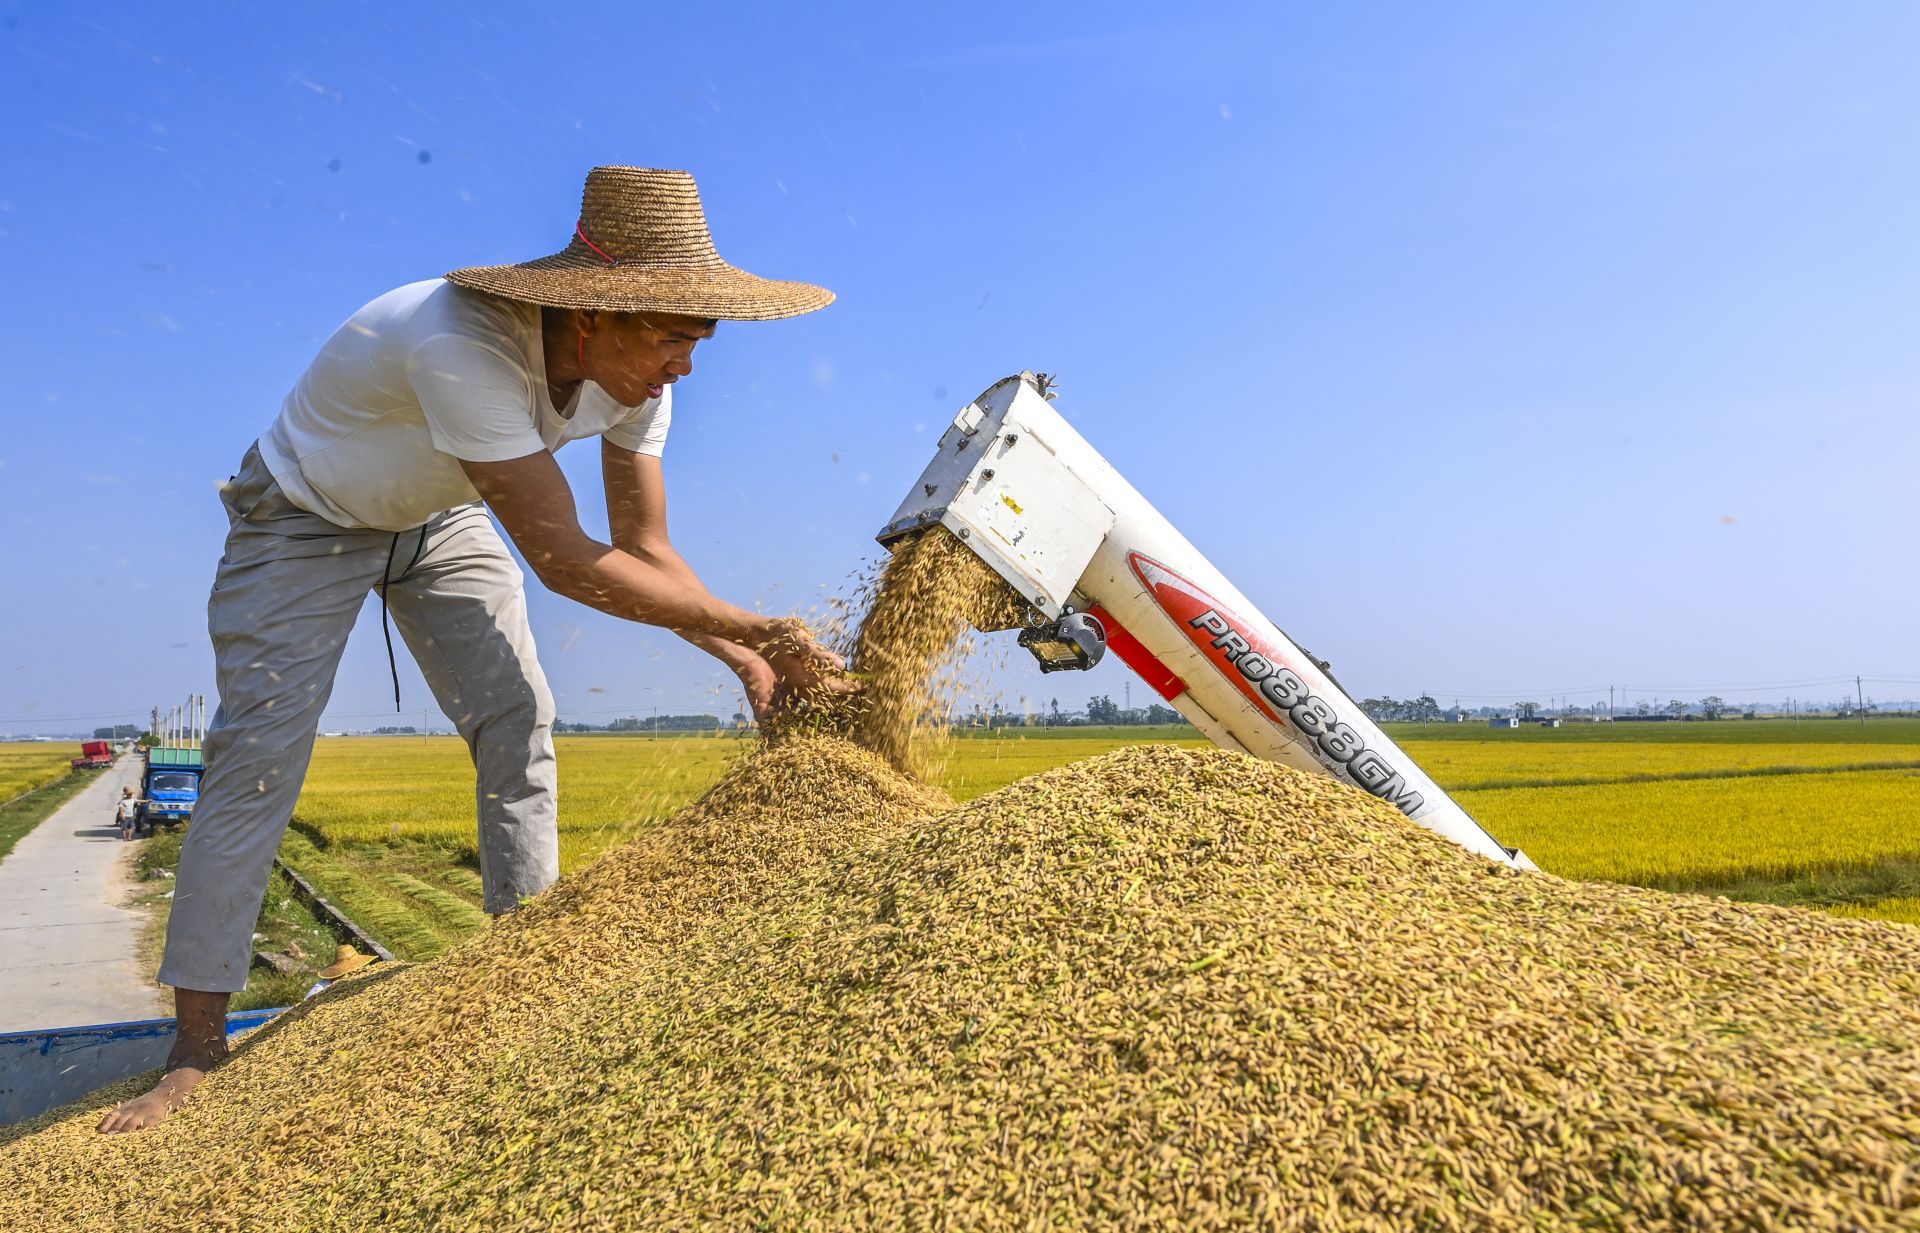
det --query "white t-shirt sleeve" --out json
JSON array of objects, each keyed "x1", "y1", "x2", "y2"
[
  {"x1": 602, "y1": 385, "x2": 673, "y2": 457},
  {"x1": 406, "y1": 333, "x2": 548, "y2": 463}
]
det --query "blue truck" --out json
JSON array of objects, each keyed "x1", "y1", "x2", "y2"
[{"x1": 139, "y1": 746, "x2": 203, "y2": 827}]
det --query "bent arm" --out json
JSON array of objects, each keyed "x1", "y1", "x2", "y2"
[
  {"x1": 459, "y1": 450, "x2": 776, "y2": 649},
  {"x1": 599, "y1": 441, "x2": 765, "y2": 672}
]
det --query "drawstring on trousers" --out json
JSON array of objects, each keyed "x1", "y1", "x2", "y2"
[{"x1": 377, "y1": 526, "x2": 430, "y2": 711}]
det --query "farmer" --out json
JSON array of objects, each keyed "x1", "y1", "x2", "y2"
[{"x1": 99, "y1": 166, "x2": 851, "y2": 1133}]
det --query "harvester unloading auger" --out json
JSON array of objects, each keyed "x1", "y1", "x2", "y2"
[{"x1": 879, "y1": 371, "x2": 1538, "y2": 871}]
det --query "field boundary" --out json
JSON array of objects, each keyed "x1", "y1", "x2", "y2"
[
  {"x1": 272, "y1": 857, "x2": 396, "y2": 963},
  {"x1": 276, "y1": 827, "x2": 485, "y2": 961}
]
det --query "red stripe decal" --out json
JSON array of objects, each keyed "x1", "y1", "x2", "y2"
[
  {"x1": 1086, "y1": 605, "x2": 1185, "y2": 701},
  {"x1": 1128, "y1": 552, "x2": 1295, "y2": 731}
]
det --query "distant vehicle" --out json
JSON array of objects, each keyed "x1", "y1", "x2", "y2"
[
  {"x1": 70, "y1": 740, "x2": 115, "y2": 770},
  {"x1": 140, "y1": 747, "x2": 204, "y2": 826}
]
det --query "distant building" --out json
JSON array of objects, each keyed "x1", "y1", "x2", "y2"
[
  {"x1": 1488, "y1": 717, "x2": 1521, "y2": 729},
  {"x1": 1536, "y1": 718, "x2": 1562, "y2": 728}
]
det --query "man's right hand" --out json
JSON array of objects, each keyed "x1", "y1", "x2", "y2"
[{"x1": 758, "y1": 619, "x2": 860, "y2": 712}]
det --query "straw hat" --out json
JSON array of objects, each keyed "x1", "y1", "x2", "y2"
[
  {"x1": 318, "y1": 944, "x2": 375, "y2": 980},
  {"x1": 446, "y1": 166, "x2": 834, "y2": 321}
]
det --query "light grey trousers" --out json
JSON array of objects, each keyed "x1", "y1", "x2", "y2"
[{"x1": 158, "y1": 443, "x2": 559, "y2": 994}]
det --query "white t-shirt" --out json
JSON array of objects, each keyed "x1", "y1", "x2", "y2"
[{"x1": 258, "y1": 280, "x2": 671, "y2": 531}]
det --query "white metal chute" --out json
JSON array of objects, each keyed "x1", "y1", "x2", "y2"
[
  {"x1": 881, "y1": 372, "x2": 1534, "y2": 871},
  {"x1": 879, "y1": 375, "x2": 1116, "y2": 618}
]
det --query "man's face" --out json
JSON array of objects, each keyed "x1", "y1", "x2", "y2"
[{"x1": 583, "y1": 310, "x2": 717, "y2": 405}]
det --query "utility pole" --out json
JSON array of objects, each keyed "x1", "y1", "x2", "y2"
[
  {"x1": 424, "y1": 708, "x2": 430, "y2": 747},
  {"x1": 1858, "y1": 675, "x2": 1866, "y2": 727},
  {"x1": 1608, "y1": 686, "x2": 1614, "y2": 718}
]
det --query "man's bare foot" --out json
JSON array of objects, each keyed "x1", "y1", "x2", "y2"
[
  {"x1": 96, "y1": 1057, "x2": 222, "y2": 1133},
  {"x1": 97, "y1": 986, "x2": 232, "y2": 1134}
]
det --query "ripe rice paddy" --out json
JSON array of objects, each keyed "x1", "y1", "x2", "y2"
[
  {"x1": 1405, "y1": 737, "x2": 1920, "y2": 789},
  {"x1": 275, "y1": 719, "x2": 1920, "y2": 958},
  {"x1": 0, "y1": 744, "x2": 86, "y2": 804},
  {"x1": 1458, "y1": 769, "x2": 1920, "y2": 887},
  {"x1": 1829, "y1": 896, "x2": 1920, "y2": 926},
  {"x1": 291, "y1": 734, "x2": 748, "y2": 871}
]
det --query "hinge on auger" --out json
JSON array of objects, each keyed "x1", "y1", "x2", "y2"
[{"x1": 1018, "y1": 610, "x2": 1107, "y2": 673}]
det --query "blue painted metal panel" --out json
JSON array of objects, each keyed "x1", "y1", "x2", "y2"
[{"x1": 0, "y1": 1009, "x2": 283, "y2": 1126}]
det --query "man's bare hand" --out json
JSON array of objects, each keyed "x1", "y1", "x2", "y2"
[{"x1": 758, "y1": 619, "x2": 860, "y2": 712}]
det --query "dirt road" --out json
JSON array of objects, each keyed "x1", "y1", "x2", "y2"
[{"x1": 0, "y1": 759, "x2": 166, "y2": 1033}]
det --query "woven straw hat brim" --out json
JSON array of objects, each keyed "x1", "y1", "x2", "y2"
[
  {"x1": 447, "y1": 166, "x2": 834, "y2": 321},
  {"x1": 446, "y1": 260, "x2": 834, "y2": 321},
  {"x1": 319, "y1": 951, "x2": 375, "y2": 979}
]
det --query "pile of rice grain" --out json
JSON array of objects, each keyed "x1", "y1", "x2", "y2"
[
  {"x1": 7, "y1": 750, "x2": 1919, "y2": 1230},
  {"x1": 4, "y1": 529, "x2": 1918, "y2": 1231},
  {"x1": 0, "y1": 737, "x2": 948, "y2": 1228}
]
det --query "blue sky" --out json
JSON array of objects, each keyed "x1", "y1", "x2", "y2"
[{"x1": 2, "y1": 3, "x2": 1916, "y2": 735}]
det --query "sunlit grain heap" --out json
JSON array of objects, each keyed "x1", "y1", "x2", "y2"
[{"x1": 3, "y1": 530, "x2": 1918, "y2": 1232}]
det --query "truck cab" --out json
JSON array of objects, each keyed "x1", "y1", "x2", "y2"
[{"x1": 140, "y1": 747, "x2": 203, "y2": 826}]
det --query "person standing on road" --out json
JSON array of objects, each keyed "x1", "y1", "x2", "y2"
[
  {"x1": 114, "y1": 787, "x2": 139, "y2": 842},
  {"x1": 100, "y1": 166, "x2": 853, "y2": 1134}
]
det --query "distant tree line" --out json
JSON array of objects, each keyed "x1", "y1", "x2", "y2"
[
  {"x1": 942, "y1": 697, "x2": 1192, "y2": 728},
  {"x1": 1357, "y1": 696, "x2": 1443, "y2": 723},
  {"x1": 1082, "y1": 696, "x2": 1186, "y2": 726},
  {"x1": 556, "y1": 714, "x2": 732, "y2": 734},
  {"x1": 1371, "y1": 695, "x2": 1801, "y2": 722},
  {"x1": 92, "y1": 724, "x2": 143, "y2": 740}
]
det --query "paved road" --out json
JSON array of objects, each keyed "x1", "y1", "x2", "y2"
[{"x1": 0, "y1": 758, "x2": 167, "y2": 1033}]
